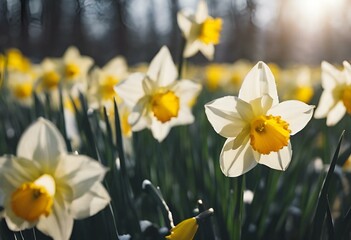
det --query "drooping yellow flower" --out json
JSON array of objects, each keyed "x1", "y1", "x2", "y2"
[
  {"x1": 166, "y1": 208, "x2": 214, "y2": 240},
  {"x1": 115, "y1": 46, "x2": 202, "y2": 142},
  {"x1": 205, "y1": 61, "x2": 314, "y2": 177},
  {"x1": 166, "y1": 217, "x2": 198, "y2": 240},
  {"x1": 177, "y1": 0, "x2": 222, "y2": 60},
  {"x1": 0, "y1": 118, "x2": 110, "y2": 240}
]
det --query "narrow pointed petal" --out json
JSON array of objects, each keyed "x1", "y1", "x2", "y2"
[
  {"x1": 239, "y1": 61, "x2": 279, "y2": 105},
  {"x1": 169, "y1": 107, "x2": 194, "y2": 126},
  {"x1": 326, "y1": 101, "x2": 346, "y2": 126},
  {"x1": 16, "y1": 118, "x2": 66, "y2": 171},
  {"x1": 195, "y1": 0, "x2": 209, "y2": 23},
  {"x1": 55, "y1": 155, "x2": 108, "y2": 199},
  {"x1": 314, "y1": 90, "x2": 335, "y2": 119},
  {"x1": 150, "y1": 118, "x2": 171, "y2": 142},
  {"x1": 37, "y1": 198, "x2": 73, "y2": 240},
  {"x1": 177, "y1": 11, "x2": 192, "y2": 38},
  {"x1": 205, "y1": 96, "x2": 246, "y2": 138},
  {"x1": 172, "y1": 79, "x2": 202, "y2": 105},
  {"x1": 114, "y1": 73, "x2": 145, "y2": 108},
  {"x1": 200, "y1": 43, "x2": 215, "y2": 60},
  {"x1": 258, "y1": 143, "x2": 292, "y2": 171},
  {"x1": 268, "y1": 100, "x2": 314, "y2": 135},
  {"x1": 184, "y1": 40, "x2": 201, "y2": 58},
  {"x1": 220, "y1": 137, "x2": 257, "y2": 177},
  {"x1": 321, "y1": 61, "x2": 343, "y2": 89},
  {"x1": 147, "y1": 46, "x2": 177, "y2": 86},
  {"x1": 70, "y1": 183, "x2": 110, "y2": 219}
]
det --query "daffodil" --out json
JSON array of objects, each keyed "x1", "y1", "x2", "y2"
[
  {"x1": 0, "y1": 118, "x2": 110, "y2": 240},
  {"x1": 115, "y1": 46, "x2": 202, "y2": 142},
  {"x1": 314, "y1": 61, "x2": 351, "y2": 126},
  {"x1": 88, "y1": 56, "x2": 128, "y2": 108},
  {"x1": 57, "y1": 46, "x2": 93, "y2": 87},
  {"x1": 177, "y1": 0, "x2": 222, "y2": 60},
  {"x1": 205, "y1": 61, "x2": 314, "y2": 177},
  {"x1": 166, "y1": 217, "x2": 198, "y2": 240}
]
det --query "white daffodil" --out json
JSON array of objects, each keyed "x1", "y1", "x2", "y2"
[
  {"x1": 88, "y1": 56, "x2": 129, "y2": 108},
  {"x1": 115, "y1": 46, "x2": 202, "y2": 142},
  {"x1": 0, "y1": 118, "x2": 110, "y2": 240},
  {"x1": 314, "y1": 61, "x2": 351, "y2": 126},
  {"x1": 205, "y1": 61, "x2": 314, "y2": 177},
  {"x1": 58, "y1": 46, "x2": 93, "y2": 87},
  {"x1": 177, "y1": 0, "x2": 222, "y2": 60}
]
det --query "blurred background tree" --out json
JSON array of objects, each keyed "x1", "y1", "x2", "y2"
[{"x1": 0, "y1": 0, "x2": 350, "y2": 66}]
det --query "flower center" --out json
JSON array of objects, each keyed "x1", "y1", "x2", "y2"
[
  {"x1": 342, "y1": 86, "x2": 351, "y2": 114},
  {"x1": 13, "y1": 83, "x2": 33, "y2": 99},
  {"x1": 199, "y1": 17, "x2": 222, "y2": 45},
  {"x1": 151, "y1": 90, "x2": 180, "y2": 123},
  {"x1": 11, "y1": 174, "x2": 56, "y2": 222},
  {"x1": 100, "y1": 75, "x2": 119, "y2": 100},
  {"x1": 65, "y1": 63, "x2": 80, "y2": 79},
  {"x1": 250, "y1": 115, "x2": 291, "y2": 155},
  {"x1": 42, "y1": 71, "x2": 60, "y2": 90}
]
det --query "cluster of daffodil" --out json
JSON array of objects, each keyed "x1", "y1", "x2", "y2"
[{"x1": 1, "y1": 0, "x2": 351, "y2": 239}]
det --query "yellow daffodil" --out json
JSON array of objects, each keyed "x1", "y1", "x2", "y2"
[
  {"x1": 0, "y1": 118, "x2": 110, "y2": 240},
  {"x1": 205, "y1": 61, "x2": 314, "y2": 177},
  {"x1": 7, "y1": 71, "x2": 36, "y2": 106},
  {"x1": 115, "y1": 46, "x2": 202, "y2": 142},
  {"x1": 314, "y1": 61, "x2": 351, "y2": 126},
  {"x1": 166, "y1": 208, "x2": 214, "y2": 240},
  {"x1": 177, "y1": 0, "x2": 222, "y2": 60}
]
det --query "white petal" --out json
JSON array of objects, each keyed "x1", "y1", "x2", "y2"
[
  {"x1": 205, "y1": 96, "x2": 246, "y2": 138},
  {"x1": 147, "y1": 46, "x2": 177, "y2": 86},
  {"x1": 129, "y1": 96, "x2": 150, "y2": 131},
  {"x1": 326, "y1": 101, "x2": 346, "y2": 126},
  {"x1": 314, "y1": 90, "x2": 335, "y2": 119},
  {"x1": 220, "y1": 137, "x2": 257, "y2": 177},
  {"x1": 195, "y1": 0, "x2": 209, "y2": 23},
  {"x1": 239, "y1": 61, "x2": 279, "y2": 105},
  {"x1": 172, "y1": 79, "x2": 202, "y2": 105},
  {"x1": 63, "y1": 46, "x2": 80, "y2": 60},
  {"x1": 0, "y1": 157, "x2": 41, "y2": 190},
  {"x1": 321, "y1": 61, "x2": 343, "y2": 89},
  {"x1": 343, "y1": 61, "x2": 351, "y2": 84},
  {"x1": 258, "y1": 143, "x2": 292, "y2": 171},
  {"x1": 150, "y1": 118, "x2": 171, "y2": 142},
  {"x1": 200, "y1": 43, "x2": 215, "y2": 60},
  {"x1": 17, "y1": 118, "x2": 67, "y2": 171},
  {"x1": 177, "y1": 11, "x2": 192, "y2": 38},
  {"x1": 37, "y1": 198, "x2": 73, "y2": 240},
  {"x1": 70, "y1": 183, "x2": 110, "y2": 219},
  {"x1": 168, "y1": 106, "x2": 194, "y2": 127},
  {"x1": 268, "y1": 100, "x2": 314, "y2": 135},
  {"x1": 249, "y1": 95, "x2": 273, "y2": 116},
  {"x1": 183, "y1": 40, "x2": 201, "y2": 58},
  {"x1": 55, "y1": 155, "x2": 108, "y2": 199},
  {"x1": 114, "y1": 73, "x2": 145, "y2": 108}
]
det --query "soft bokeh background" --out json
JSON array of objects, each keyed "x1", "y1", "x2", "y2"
[{"x1": 1, "y1": 0, "x2": 351, "y2": 66}]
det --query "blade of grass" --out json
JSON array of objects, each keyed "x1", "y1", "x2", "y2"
[{"x1": 310, "y1": 130, "x2": 344, "y2": 239}]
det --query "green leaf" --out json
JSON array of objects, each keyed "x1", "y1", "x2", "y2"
[{"x1": 310, "y1": 130, "x2": 345, "y2": 239}]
